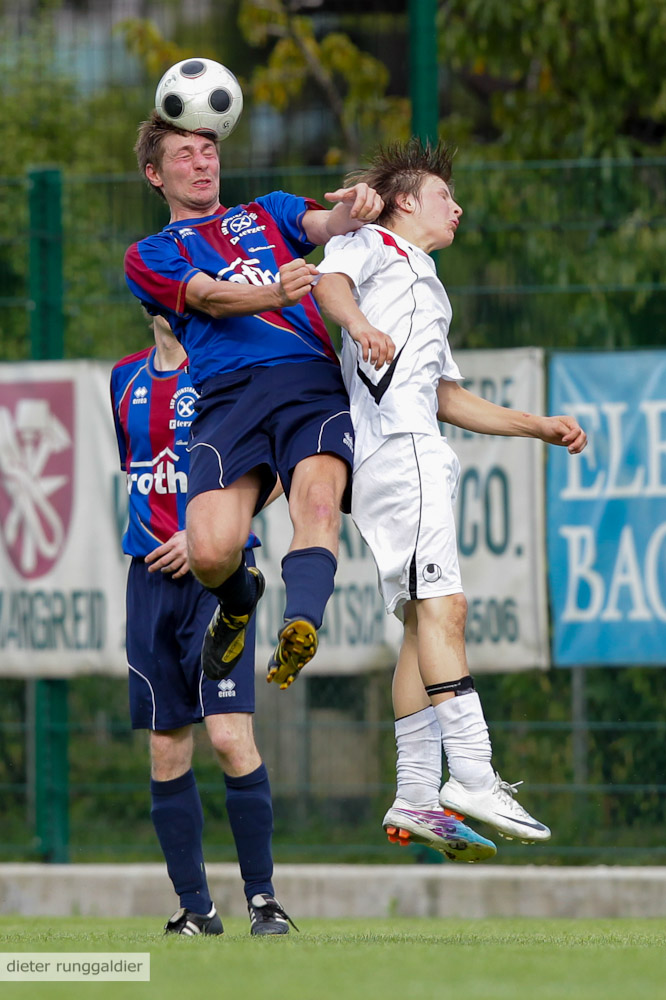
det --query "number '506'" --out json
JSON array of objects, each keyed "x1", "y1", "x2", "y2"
[{"x1": 465, "y1": 597, "x2": 519, "y2": 644}]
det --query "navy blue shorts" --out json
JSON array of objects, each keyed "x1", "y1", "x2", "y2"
[
  {"x1": 187, "y1": 359, "x2": 354, "y2": 512},
  {"x1": 126, "y1": 553, "x2": 257, "y2": 731}
]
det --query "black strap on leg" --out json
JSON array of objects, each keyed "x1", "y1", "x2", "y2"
[{"x1": 425, "y1": 675, "x2": 475, "y2": 697}]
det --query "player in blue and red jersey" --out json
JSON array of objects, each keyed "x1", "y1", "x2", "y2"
[
  {"x1": 125, "y1": 111, "x2": 390, "y2": 692},
  {"x1": 111, "y1": 314, "x2": 295, "y2": 937}
]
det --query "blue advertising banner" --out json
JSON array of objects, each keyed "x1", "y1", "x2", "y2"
[{"x1": 548, "y1": 351, "x2": 666, "y2": 666}]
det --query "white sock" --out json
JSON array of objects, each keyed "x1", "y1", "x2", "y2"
[
  {"x1": 434, "y1": 693, "x2": 495, "y2": 791},
  {"x1": 394, "y1": 706, "x2": 442, "y2": 808}
]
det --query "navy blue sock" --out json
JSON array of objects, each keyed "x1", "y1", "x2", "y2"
[
  {"x1": 208, "y1": 552, "x2": 258, "y2": 616},
  {"x1": 281, "y1": 546, "x2": 337, "y2": 629},
  {"x1": 224, "y1": 764, "x2": 274, "y2": 901},
  {"x1": 150, "y1": 769, "x2": 212, "y2": 915}
]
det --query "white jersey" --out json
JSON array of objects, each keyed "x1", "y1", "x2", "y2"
[{"x1": 317, "y1": 224, "x2": 462, "y2": 467}]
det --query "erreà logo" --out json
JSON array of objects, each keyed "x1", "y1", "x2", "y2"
[
  {"x1": 217, "y1": 678, "x2": 236, "y2": 698},
  {"x1": 0, "y1": 382, "x2": 74, "y2": 579}
]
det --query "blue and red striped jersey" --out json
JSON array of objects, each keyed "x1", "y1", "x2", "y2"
[
  {"x1": 110, "y1": 346, "x2": 259, "y2": 557},
  {"x1": 124, "y1": 191, "x2": 339, "y2": 390}
]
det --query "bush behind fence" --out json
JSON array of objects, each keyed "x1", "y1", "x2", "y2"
[
  {"x1": 1, "y1": 666, "x2": 665, "y2": 865},
  {"x1": 2, "y1": 158, "x2": 666, "y2": 364}
]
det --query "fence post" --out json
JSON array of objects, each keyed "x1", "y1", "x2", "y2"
[
  {"x1": 572, "y1": 665, "x2": 588, "y2": 785},
  {"x1": 27, "y1": 165, "x2": 69, "y2": 863},
  {"x1": 28, "y1": 166, "x2": 64, "y2": 360},
  {"x1": 409, "y1": 0, "x2": 439, "y2": 143},
  {"x1": 31, "y1": 678, "x2": 70, "y2": 862}
]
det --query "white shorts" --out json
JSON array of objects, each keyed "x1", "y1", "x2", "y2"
[{"x1": 351, "y1": 432, "x2": 463, "y2": 615}]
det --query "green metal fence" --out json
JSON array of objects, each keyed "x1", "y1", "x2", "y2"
[
  {"x1": 2, "y1": 158, "x2": 665, "y2": 365},
  {"x1": 1, "y1": 160, "x2": 665, "y2": 866},
  {"x1": 2, "y1": 667, "x2": 666, "y2": 866}
]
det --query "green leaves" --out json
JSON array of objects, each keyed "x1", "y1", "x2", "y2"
[
  {"x1": 238, "y1": 0, "x2": 408, "y2": 163},
  {"x1": 439, "y1": 0, "x2": 666, "y2": 159}
]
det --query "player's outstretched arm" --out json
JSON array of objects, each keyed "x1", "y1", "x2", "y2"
[
  {"x1": 302, "y1": 184, "x2": 384, "y2": 245},
  {"x1": 185, "y1": 259, "x2": 318, "y2": 317},
  {"x1": 437, "y1": 381, "x2": 587, "y2": 454},
  {"x1": 313, "y1": 272, "x2": 395, "y2": 370}
]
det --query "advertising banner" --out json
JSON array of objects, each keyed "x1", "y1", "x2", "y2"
[
  {"x1": 0, "y1": 349, "x2": 549, "y2": 677},
  {"x1": 449, "y1": 348, "x2": 549, "y2": 671},
  {"x1": 0, "y1": 361, "x2": 129, "y2": 676},
  {"x1": 548, "y1": 351, "x2": 666, "y2": 666}
]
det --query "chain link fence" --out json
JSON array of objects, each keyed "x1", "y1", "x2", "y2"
[
  {"x1": 2, "y1": 667, "x2": 666, "y2": 865},
  {"x1": 3, "y1": 158, "x2": 666, "y2": 363},
  {"x1": 1, "y1": 160, "x2": 666, "y2": 865}
]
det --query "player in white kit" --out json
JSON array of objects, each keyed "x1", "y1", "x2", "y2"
[{"x1": 314, "y1": 138, "x2": 587, "y2": 848}]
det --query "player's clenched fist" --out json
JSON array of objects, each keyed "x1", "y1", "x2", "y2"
[
  {"x1": 535, "y1": 414, "x2": 588, "y2": 454},
  {"x1": 277, "y1": 258, "x2": 319, "y2": 306}
]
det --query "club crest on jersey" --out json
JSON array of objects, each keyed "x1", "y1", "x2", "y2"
[
  {"x1": 220, "y1": 211, "x2": 268, "y2": 246},
  {"x1": 225, "y1": 213, "x2": 256, "y2": 235},
  {"x1": 169, "y1": 385, "x2": 198, "y2": 429},
  {"x1": 0, "y1": 381, "x2": 74, "y2": 579}
]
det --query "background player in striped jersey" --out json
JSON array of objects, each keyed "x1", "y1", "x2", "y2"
[
  {"x1": 313, "y1": 138, "x2": 587, "y2": 849},
  {"x1": 125, "y1": 112, "x2": 389, "y2": 692},
  {"x1": 111, "y1": 313, "x2": 294, "y2": 936}
]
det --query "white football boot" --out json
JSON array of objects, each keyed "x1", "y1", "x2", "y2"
[{"x1": 440, "y1": 773, "x2": 551, "y2": 842}]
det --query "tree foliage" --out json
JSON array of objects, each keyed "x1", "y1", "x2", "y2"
[
  {"x1": 238, "y1": 0, "x2": 409, "y2": 165},
  {"x1": 0, "y1": 16, "x2": 147, "y2": 179},
  {"x1": 2, "y1": 2, "x2": 666, "y2": 362},
  {"x1": 115, "y1": 17, "x2": 186, "y2": 82},
  {"x1": 0, "y1": 8, "x2": 163, "y2": 360},
  {"x1": 438, "y1": 0, "x2": 666, "y2": 159}
]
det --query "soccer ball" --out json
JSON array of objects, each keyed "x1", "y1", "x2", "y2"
[{"x1": 154, "y1": 57, "x2": 243, "y2": 141}]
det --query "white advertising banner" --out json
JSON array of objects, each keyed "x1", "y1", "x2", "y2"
[
  {"x1": 0, "y1": 361, "x2": 129, "y2": 677},
  {"x1": 0, "y1": 349, "x2": 548, "y2": 677},
  {"x1": 448, "y1": 348, "x2": 549, "y2": 671}
]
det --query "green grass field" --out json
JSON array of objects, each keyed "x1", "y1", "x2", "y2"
[{"x1": 1, "y1": 916, "x2": 666, "y2": 1000}]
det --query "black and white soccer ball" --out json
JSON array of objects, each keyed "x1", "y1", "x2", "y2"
[{"x1": 155, "y1": 58, "x2": 243, "y2": 141}]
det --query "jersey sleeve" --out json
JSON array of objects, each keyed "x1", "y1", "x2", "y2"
[
  {"x1": 440, "y1": 347, "x2": 464, "y2": 383},
  {"x1": 255, "y1": 191, "x2": 322, "y2": 255},
  {"x1": 317, "y1": 227, "x2": 384, "y2": 290},
  {"x1": 124, "y1": 233, "x2": 200, "y2": 319},
  {"x1": 109, "y1": 349, "x2": 152, "y2": 471},
  {"x1": 109, "y1": 365, "x2": 129, "y2": 471}
]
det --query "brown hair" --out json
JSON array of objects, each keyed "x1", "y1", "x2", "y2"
[
  {"x1": 133, "y1": 110, "x2": 218, "y2": 201},
  {"x1": 346, "y1": 137, "x2": 455, "y2": 226}
]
